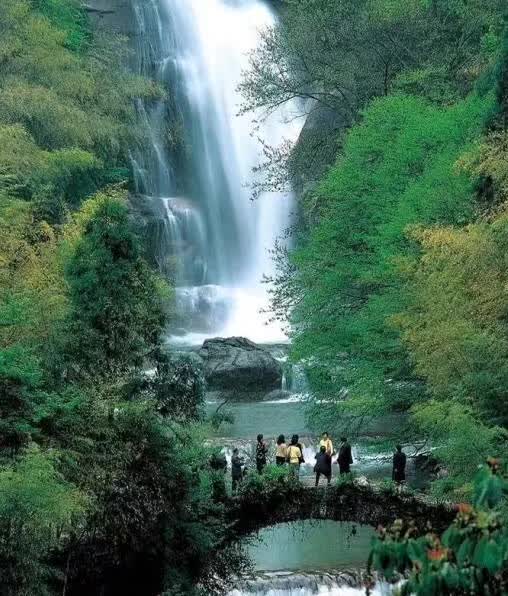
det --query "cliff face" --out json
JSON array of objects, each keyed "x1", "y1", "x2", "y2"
[
  {"x1": 82, "y1": 0, "x2": 166, "y2": 261},
  {"x1": 82, "y1": 0, "x2": 136, "y2": 36}
]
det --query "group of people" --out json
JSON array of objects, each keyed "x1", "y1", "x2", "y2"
[
  {"x1": 231, "y1": 432, "x2": 398, "y2": 492},
  {"x1": 230, "y1": 433, "x2": 407, "y2": 493}
]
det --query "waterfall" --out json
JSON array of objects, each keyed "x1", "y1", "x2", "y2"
[
  {"x1": 131, "y1": 0, "x2": 303, "y2": 344},
  {"x1": 226, "y1": 571, "x2": 392, "y2": 596}
]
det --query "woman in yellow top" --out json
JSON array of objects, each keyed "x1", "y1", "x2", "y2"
[
  {"x1": 275, "y1": 434, "x2": 287, "y2": 466},
  {"x1": 287, "y1": 435, "x2": 302, "y2": 478},
  {"x1": 319, "y1": 431, "x2": 333, "y2": 456}
]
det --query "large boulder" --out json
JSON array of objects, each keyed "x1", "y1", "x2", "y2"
[{"x1": 197, "y1": 337, "x2": 282, "y2": 394}]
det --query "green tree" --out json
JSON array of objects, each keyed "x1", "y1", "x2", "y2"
[
  {"x1": 281, "y1": 91, "x2": 494, "y2": 422},
  {"x1": 148, "y1": 351, "x2": 205, "y2": 420},
  {"x1": 61, "y1": 189, "x2": 168, "y2": 382},
  {"x1": 34, "y1": 390, "x2": 240, "y2": 595},
  {"x1": 0, "y1": 447, "x2": 85, "y2": 596},
  {"x1": 0, "y1": 347, "x2": 42, "y2": 455},
  {"x1": 239, "y1": 0, "x2": 504, "y2": 183},
  {"x1": 400, "y1": 213, "x2": 508, "y2": 426},
  {"x1": 0, "y1": 0, "x2": 161, "y2": 221}
]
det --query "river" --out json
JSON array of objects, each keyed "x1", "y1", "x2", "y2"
[
  {"x1": 227, "y1": 521, "x2": 385, "y2": 596},
  {"x1": 130, "y1": 0, "x2": 396, "y2": 593}
]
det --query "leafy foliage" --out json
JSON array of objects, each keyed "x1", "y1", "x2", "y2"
[
  {"x1": 32, "y1": 0, "x2": 90, "y2": 52},
  {"x1": 42, "y1": 398, "x2": 232, "y2": 595},
  {"x1": 0, "y1": 2, "x2": 240, "y2": 594},
  {"x1": 265, "y1": 11, "x2": 508, "y2": 500},
  {"x1": 0, "y1": 447, "x2": 85, "y2": 596},
  {"x1": 0, "y1": 0, "x2": 160, "y2": 221},
  {"x1": 147, "y1": 351, "x2": 205, "y2": 420},
  {"x1": 240, "y1": 0, "x2": 502, "y2": 118},
  {"x1": 409, "y1": 401, "x2": 506, "y2": 499},
  {"x1": 239, "y1": 0, "x2": 504, "y2": 184},
  {"x1": 400, "y1": 211, "x2": 508, "y2": 426},
  {"x1": 369, "y1": 462, "x2": 508, "y2": 595},
  {"x1": 61, "y1": 190, "x2": 168, "y2": 382},
  {"x1": 286, "y1": 92, "x2": 494, "y2": 408}
]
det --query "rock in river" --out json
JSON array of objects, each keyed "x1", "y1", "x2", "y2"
[{"x1": 198, "y1": 337, "x2": 282, "y2": 395}]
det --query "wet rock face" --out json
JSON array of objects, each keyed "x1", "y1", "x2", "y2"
[
  {"x1": 198, "y1": 337, "x2": 283, "y2": 395},
  {"x1": 82, "y1": 0, "x2": 137, "y2": 35}
]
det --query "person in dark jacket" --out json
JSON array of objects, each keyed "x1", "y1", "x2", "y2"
[
  {"x1": 231, "y1": 448, "x2": 244, "y2": 493},
  {"x1": 210, "y1": 452, "x2": 227, "y2": 472},
  {"x1": 256, "y1": 434, "x2": 268, "y2": 473},
  {"x1": 337, "y1": 437, "x2": 353, "y2": 474},
  {"x1": 392, "y1": 444, "x2": 407, "y2": 484},
  {"x1": 314, "y1": 445, "x2": 332, "y2": 486}
]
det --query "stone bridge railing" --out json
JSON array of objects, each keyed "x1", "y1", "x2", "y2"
[{"x1": 226, "y1": 478, "x2": 455, "y2": 538}]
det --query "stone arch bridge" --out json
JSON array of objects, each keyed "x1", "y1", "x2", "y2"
[{"x1": 225, "y1": 479, "x2": 455, "y2": 539}]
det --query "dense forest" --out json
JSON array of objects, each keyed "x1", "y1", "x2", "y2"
[
  {"x1": 258, "y1": 0, "x2": 508, "y2": 498},
  {"x1": 1, "y1": 0, "x2": 508, "y2": 595},
  {"x1": 0, "y1": 1, "x2": 244, "y2": 594}
]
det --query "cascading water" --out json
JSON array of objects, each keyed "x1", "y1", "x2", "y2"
[
  {"x1": 132, "y1": 0, "x2": 303, "y2": 344},
  {"x1": 226, "y1": 521, "x2": 392, "y2": 596},
  {"x1": 227, "y1": 573, "x2": 390, "y2": 596}
]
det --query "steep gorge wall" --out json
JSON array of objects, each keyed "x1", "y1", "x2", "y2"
[
  {"x1": 82, "y1": 0, "x2": 172, "y2": 270},
  {"x1": 82, "y1": 0, "x2": 137, "y2": 36}
]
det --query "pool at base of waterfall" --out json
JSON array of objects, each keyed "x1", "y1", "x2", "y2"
[{"x1": 228, "y1": 521, "x2": 391, "y2": 596}]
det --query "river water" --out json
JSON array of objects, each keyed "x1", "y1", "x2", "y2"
[
  {"x1": 130, "y1": 1, "x2": 396, "y2": 593},
  {"x1": 227, "y1": 521, "x2": 383, "y2": 596}
]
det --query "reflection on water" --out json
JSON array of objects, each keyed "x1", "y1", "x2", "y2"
[{"x1": 248, "y1": 521, "x2": 373, "y2": 572}]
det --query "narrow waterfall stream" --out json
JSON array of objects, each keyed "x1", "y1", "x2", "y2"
[{"x1": 132, "y1": 0, "x2": 302, "y2": 344}]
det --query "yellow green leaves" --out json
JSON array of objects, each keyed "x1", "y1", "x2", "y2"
[
  {"x1": 0, "y1": 0, "x2": 159, "y2": 219},
  {"x1": 460, "y1": 131, "x2": 508, "y2": 205},
  {"x1": 0, "y1": 446, "x2": 86, "y2": 593},
  {"x1": 402, "y1": 210, "x2": 508, "y2": 423}
]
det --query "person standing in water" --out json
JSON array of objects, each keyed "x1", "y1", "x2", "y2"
[
  {"x1": 256, "y1": 434, "x2": 268, "y2": 474},
  {"x1": 231, "y1": 448, "x2": 244, "y2": 493},
  {"x1": 287, "y1": 435, "x2": 303, "y2": 478},
  {"x1": 320, "y1": 431, "x2": 333, "y2": 456},
  {"x1": 275, "y1": 434, "x2": 287, "y2": 466},
  {"x1": 392, "y1": 444, "x2": 407, "y2": 485},
  {"x1": 337, "y1": 437, "x2": 353, "y2": 475},
  {"x1": 314, "y1": 445, "x2": 332, "y2": 486}
]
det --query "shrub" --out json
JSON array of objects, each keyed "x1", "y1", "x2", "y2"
[{"x1": 368, "y1": 461, "x2": 508, "y2": 595}]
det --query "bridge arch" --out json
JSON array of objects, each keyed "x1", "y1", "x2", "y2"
[{"x1": 226, "y1": 480, "x2": 455, "y2": 539}]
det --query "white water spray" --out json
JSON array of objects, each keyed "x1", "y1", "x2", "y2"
[{"x1": 132, "y1": 0, "x2": 303, "y2": 344}]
